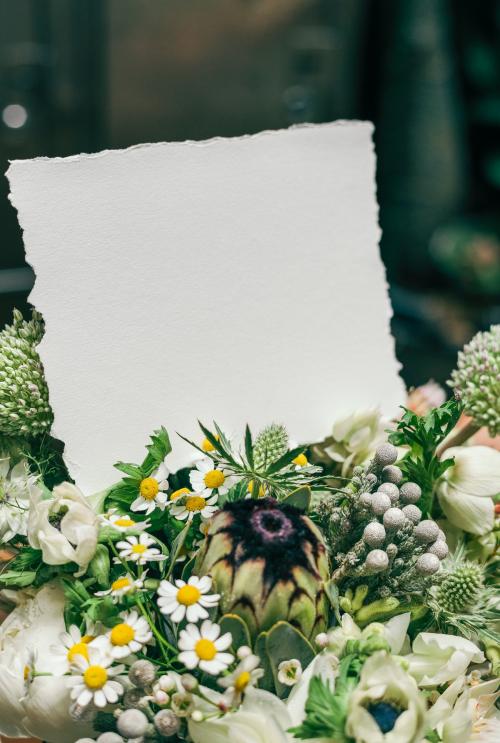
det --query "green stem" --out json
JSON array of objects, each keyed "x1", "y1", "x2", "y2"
[{"x1": 135, "y1": 595, "x2": 177, "y2": 656}]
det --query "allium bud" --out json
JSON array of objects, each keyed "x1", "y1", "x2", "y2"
[
  {"x1": 363, "y1": 522, "x2": 386, "y2": 547},
  {"x1": 400, "y1": 482, "x2": 422, "y2": 504},
  {"x1": 402, "y1": 504, "x2": 421, "y2": 524},
  {"x1": 365, "y1": 549, "x2": 389, "y2": 573},
  {"x1": 116, "y1": 709, "x2": 149, "y2": 738},
  {"x1": 154, "y1": 690, "x2": 169, "y2": 705},
  {"x1": 378, "y1": 482, "x2": 400, "y2": 503},
  {"x1": 171, "y1": 691, "x2": 194, "y2": 717},
  {"x1": 382, "y1": 465, "x2": 403, "y2": 484},
  {"x1": 128, "y1": 659, "x2": 156, "y2": 688},
  {"x1": 97, "y1": 734, "x2": 124, "y2": 743},
  {"x1": 371, "y1": 492, "x2": 391, "y2": 515},
  {"x1": 383, "y1": 507, "x2": 405, "y2": 531},
  {"x1": 315, "y1": 632, "x2": 329, "y2": 648},
  {"x1": 237, "y1": 645, "x2": 252, "y2": 660},
  {"x1": 427, "y1": 539, "x2": 449, "y2": 560},
  {"x1": 181, "y1": 673, "x2": 198, "y2": 692},
  {"x1": 123, "y1": 688, "x2": 146, "y2": 709},
  {"x1": 154, "y1": 709, "x2": 181, "y2": 737},
  {"x1": 414, "y1": 519, "x2": 440, "y2": 544},
  {"x1": 374, "y1": 443, "x2": 398, "y2": 467},
  {"x1": 415, "y1": 552, "x2": 441, "y2": 575},
  {"x1": 158, "y1": 673, "x2": 177, "y2": 692}
]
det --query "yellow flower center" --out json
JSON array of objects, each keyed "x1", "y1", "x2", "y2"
[
  {"x1": 170, "y1": 487, "x2": 191, "y2": 501},
  {"x1": 112, "y1": 577, "x2": 132, "y2": 592},
  {"x1": 176, "y1": 585, "x2": 201, "y2": 606},
  {"x1": 204, "y1": 470, "x2": 225, "y2": 489},
  {"x1": 67, "y1": 642, "x2": 90, "y2": 662},
  {"x1": 139, "y1": 477, "x2": 159, "y2": 500},
  {"x1": 248, "y1": 480, "x2": 266, "y2": 497},
  {"x1": 23, "y1": 665, "x2": 30, "y2": 681},
  {"x1": 114, "y1": 517, "x2": 135, "y2": 527},
  {"x1": 132, "y1": 543, "x2": 147, "y2": 555},
  {"x1": 202, "y1": 437, "x2": 215, "y2": 452},
  {"x1": 234, "y1": 670, "x2": 251, "y2": 692},
  {"x1": 292, "y1": 453, "x2": 308, "y2": 467},
  {"x1": 110, "y1": 623, "x2": 135, "y2": 646},
  {"x1": 185, "y1": 495, "x2": 207, "y2": 512},
  {"x1": 83, "y1": 665, "x2": 108, "y2": 690},
  {"x1": 195, "y1": 638, "x2": 217, "y2": 661}
]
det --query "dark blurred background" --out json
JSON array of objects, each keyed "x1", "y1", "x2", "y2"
[{"x1": 0, "y1": 0, "x2": 499, "y2": 388}]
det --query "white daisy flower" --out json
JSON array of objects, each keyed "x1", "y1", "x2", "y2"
[
  {"x1": 157, "y1": 575, "x2": 220, "y2": 623},
  {"x1": 189, "y1": 458, "x2": 232, "y2": 496},
  {"x1": 51, "y1": 625, "x2": 97, "y2": 668},
  {"x1": 116, "y1": 533, "x2": 166, "y2": 565},
  {"x1": 168, "y1": 489, "x2": 218, "y2": 522},
  {"x1": 218, "y1": 652, "x2": 263, "y2": 703},
  {"x1": 68, "y1": 646, "x2": 125, "y2": 708},
  {"x1": 130, "y1": 461, "x2": 170, "y2": 515},
  {"x1": 177, "y1": 619, "x2": 233, "y2": 675},
  {"x1": 95, "y1": 573, "x2": 145, "y2": 602},
  {"x1": 92, "y1": 610, "x2": 153, "y2": 660},
  {"x1": 100, "y1": 509, "x2": 151, "y2": 533}
]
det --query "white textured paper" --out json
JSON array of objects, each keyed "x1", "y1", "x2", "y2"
[{"x1": 7, "y1": 122, "x2": 405, "y2": 493}]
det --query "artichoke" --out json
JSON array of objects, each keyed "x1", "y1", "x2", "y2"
[{"x1": 195, "y1": 497, "x2": 329, "y2": 640}]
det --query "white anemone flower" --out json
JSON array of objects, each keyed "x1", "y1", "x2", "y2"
[
  {"x1": 131, "y1": 461, "x2": 170, "y2": 515},
  {"x1": 68, "y1": 646, "x2": 125, "y2": 708},
  {"x1": 406, "y1": 632, "x2": 484, "y2": 687},
  {"x1": 95, "y1": 573, "x2": 145, "y2": 602},
  {"x1": 169, "y1": 489, "x2": 218, "y2": 522},
  {"x1": 189, "y1": 458, "x2": 232, "y2": 496},
  {"x1": 100, "y1": 509, "x2": 151, "y2": 532},
  {"x1": 437, "y1": 446, "x2": 500, "y2": 535},
  {"x1": 0, "y1": 457, "x2": 33, "y2": 542},
  {"x1": 93, "y1": 610, "x2": 152, "y2": 660},
  {"x1": 178, "y1": 619, "x2": 233, "y2": 675},
  {"x1": 116, "y1": 533, "x2": 166, "y2": 565},
  {"x1": 157, "y1": 575, "x2": 220, "y2": 623},
  {"x1": 218, "y1": 653, "x2": 263, "y2": 705}
]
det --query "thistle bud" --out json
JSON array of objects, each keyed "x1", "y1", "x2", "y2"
[
  {"x1": 371, "y1": 492, "x2": 391, "y2": 515},
  {"x1": 382, "y1": 465, "x2": 403, "y2": 484},
  {"x1": 415, "y1": 552, "x2": 441, "y2": 575},
  {"x1": 378, "y1": 483, "x2": 400, "y2": 503},
  {"x1": 128, "y1": 659, "x2": 156, "y2": 688},
  {"x1": 414, "y1": 520, "x2": 440, "y2": 544},
  {"x1": 374, "y1": 443, "x2": 398, "y2": 467},
  {"x1": 427, "y1": 539, "x2": 448, "y2": 560},
  {"x1": 363, "y1": 522, "x2": 386, "y2": 547},
  {"x1": 116, "y1": 709, "x2": 149, "y2": 738},
  {"x1": 383, "y1": 507, "x2": 405, "y2": 531},
  {"x1": 402, "y1": 504, "x2": 421, "y2": 524},
  {"x1": 365, "y1": 549, "x2": 389, "y2": 573},
  {"x1": 400, "y1": 482, "x2": 422, "y2": 504},
  {"x1": 154, "y1": 709, "x2": 181, "y2": 737}
]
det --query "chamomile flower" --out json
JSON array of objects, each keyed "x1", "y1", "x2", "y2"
[
  {"x1": 189, "y1": 458, "x2": 232, "y2": 496},
  {"x1": 157, "y1": 575, "x2": 220, "y2": 623},
  {"x1": 131, "y1": 461, "x2": 170, "y2": 515},
  {"x1": 218, "y1": 652, "x2": 263, "y2": 704},
  {"x1": 51, "y1": 625, "x2": 96, "y2": 668},
  {"x1": 178, "y1": 620, "x2": 233, "y2": 675},
  {"x1": 68, "y1": 647, "x2": 125, "y2": 708},
  {"x1": 169, "y1": 490, "x2": 218, "y2": 522},
  {"x1": 95, "y1": 573, "x2": 145, "y2": 602},
  {"x1": 101, "y1": 509, "x2": 151, "y2": 533},
  {"x1": 116, "y1": 533, "x2": 166, "y2": 565},
  {"x1": 93, "y1": 610, "x2": 152, "y2": 660}
]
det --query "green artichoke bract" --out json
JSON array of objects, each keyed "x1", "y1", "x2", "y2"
[{"x1": 195, "y1": 497, "x2": 329, "y2": 640}]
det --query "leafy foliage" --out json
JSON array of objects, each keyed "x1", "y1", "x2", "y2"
[{"x1": 388, "y1": 399, "x2": 461, "y2": 514}]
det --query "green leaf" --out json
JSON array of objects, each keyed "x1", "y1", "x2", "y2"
[
  {"x1": 166, "y1": 522, "x2": 191, "y2": 578},
  {"x1": 325, "y1": 578, "x2": 341, "y2": 623},
  {"x1": 244, "y1": 424, "x2": 254, "y2": 468},
  {"x1": 114, "y1": 461, "x2": 143, "y2": 479},
  {"x1": 0, "y1": 570, "x2": 37, "y2": 587},
  {"x1": 141, "y1": 426, "x2": 172, "y2": 476},
  {"x1": 282, "y1": 486, "x2": 311, "y2": 512},
  {"x1": 266, "y1": 621, "x2": 315, "y2": 698},
  {"x1": 266, "y1": 446, "x2": 306, "y2": 475},
  {"x1": 88, "y1": 544, "x2": 111, "y2": 589}
]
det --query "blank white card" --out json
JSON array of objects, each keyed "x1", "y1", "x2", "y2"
[{"x1": 8, "y1": 122, "x2": 405, "y2": 493}]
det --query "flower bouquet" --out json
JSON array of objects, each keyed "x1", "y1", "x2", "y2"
[{"x1": 0, "y1": 311, "x2": 498, "y2": 743}]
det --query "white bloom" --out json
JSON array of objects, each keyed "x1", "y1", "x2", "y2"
[
  {"x1": 188, "y1": 686, "x2": 292, "y2": 743},
  {"x1": 93, "y1": 610, "x2": 152, "y2": 659},
  {"x1": 345, "y1": 652, "x2": 426, "y2": 743},
  {"x1": 22, "y1": 675, "x2": 96, "y2": 743},
  {"x1": 189, "y1": 458, "x2": 232, "y2": 496},
  {"x1": 100, "y1": 508, "x2": 151, "y2": 532},
  {"x1": 68, "y1": 646, "x2": 125, "y2": 708},
  {"x1": 437, "y1": 446, "x2": 500, "y2": 535},
  {"x1": 0, "y1": 642, "x2": 30, "y2": 737},
  {"x1": 0, "y1": 457, "x2": 33, "y2": 542},
  {"x1": 157, "y1": 575, "x2": 220, "y2": 623},
  {"x1": 169, "y1": 489, "x2": 218, "y2": 522},
  {"x1": 116, "y1": 532, "x2": 166, "y2": 565},
  {"x1": 407, "y1": 632, "x2": 484, "y2": 687},
  {"x1": 325, "y1": 612, "x2": 362, "y2": 655},
  {"x1": 277, "y1": 659, "x2": 302, "y2": 687},
  {"x1": 95, "y1": 573, "x2": 145, "y2": 602},
  {"x1": 130, "y1": 461, "x2": 170, "y2": 515},
  {"x1": 178, "y1": 619, "x2": 233, "y2": 675},
  {"x1": 27, "y1": 481, "x2": 99, "y2": 575},
  {"x1": 320, "y1": 409, "x2": 389, "y2": 476},
  {"x1": 218, "y1": 653, "x2": 263, "y2": 704},
  {"x1": 427, "y1": 677, "x2": 500, "y2": 743},
  {"x1": 287, "y1": 651, "x2": 339, "y2": 727}
]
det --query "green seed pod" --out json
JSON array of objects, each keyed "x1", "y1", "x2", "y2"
[{"x1": 253, "y1": 423, "x2": 289, "y2": 471}]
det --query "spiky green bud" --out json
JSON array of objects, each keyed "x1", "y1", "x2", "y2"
[
  {"x1": 449, "y1": 324, "x2": 500, "y2": 435},
  {"x1": 0, "y1": 309, "x2": 53, "y2": 437},
  {"x1": 436, "y1": 562, "x2": 484, "y2": 613},
  {"x1": 253, "y1": 423, "x2": 289, "y2": 471}
]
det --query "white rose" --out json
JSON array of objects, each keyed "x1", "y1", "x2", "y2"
[
  {"x1": 28, "y1": 481, "x2": 99, "y2": 575},
  {"x1": 406, "y1": 632, "x2": 484, "y2": 687},
  {"x1": 188, "y1": 687, "x2": 293, "y2": 743},
  {"x1": 437, "y1": 446, "x2": 500, "y2": 535}
]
